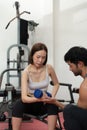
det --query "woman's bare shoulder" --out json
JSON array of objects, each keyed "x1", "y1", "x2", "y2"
[
  {"x1": 47, "y1": 64, "x2": 54, "y2": 73},
  {"x1": 23, "y1": 64, "x2": 31, "y2": 74},
  {"x1": 47, "y1": 64, "x2": 53, "y2": 68}
]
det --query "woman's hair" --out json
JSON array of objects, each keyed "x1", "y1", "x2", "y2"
[{"x1": 29, "y1": 42, "x2": 48, "y2": 65}]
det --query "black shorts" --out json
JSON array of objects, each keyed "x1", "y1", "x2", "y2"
[{"x1": 12, "y1": 99, "x2": 58, "y2": 118}]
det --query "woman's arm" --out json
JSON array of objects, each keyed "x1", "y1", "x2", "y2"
[
  {"x1": 55, "y1": 100, "x2": 65, "y2": 109},
  {"x1": 48, "y1": 64, "x2": 59, "y2": 97}
]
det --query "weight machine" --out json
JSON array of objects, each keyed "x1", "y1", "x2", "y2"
[{"x1": 5, "y1": 1, "x2": 38, "y2": 87}]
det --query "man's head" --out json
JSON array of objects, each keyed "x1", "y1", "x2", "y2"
[{"x1": 64, "y1": 46, "x2": 87, "y2": 76}]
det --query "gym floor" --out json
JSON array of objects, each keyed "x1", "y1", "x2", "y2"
[{"x1": 0, "y1": 112, "x2": 65, "y2": 130}]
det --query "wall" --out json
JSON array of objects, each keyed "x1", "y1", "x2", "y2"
[{"x1": 54, "y1": 0, "x2": 87, "y2": 91}]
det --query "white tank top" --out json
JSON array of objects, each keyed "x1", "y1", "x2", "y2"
[{"x1": 24, "y1": 66, "x2": 50, "y2": 94}]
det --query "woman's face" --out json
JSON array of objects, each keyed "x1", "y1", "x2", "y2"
[{"x1": 33, "y1": 50, "x2": 46, "y2": 68}]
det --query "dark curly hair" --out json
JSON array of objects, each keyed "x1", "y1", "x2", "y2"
[
  {"x1": 64, "y1": 46, "x2": 87, "y2": 66},
  {"x1": 29, "y1": 42, "x2": 48, "y2": 65}
]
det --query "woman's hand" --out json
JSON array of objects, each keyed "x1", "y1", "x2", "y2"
[{"x1": 41, "y1": 94, "x2": 56, "y2": 104}]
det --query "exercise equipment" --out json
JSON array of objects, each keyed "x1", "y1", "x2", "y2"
[
  {"x1": 34, "y1": 89, "x2": 52, "y2": 98},
  {"x1": 0, "y1": 112, "x2": 6, "y2": 121},
  {"x1": 5, "y1": 1, "x2": 39, "y2": 88},
  {"x1": 6, "y1": 44, "x2": 30, "y2": 87},
  {"x1": 0, "y1": 69, "x2": 22, "y2": 130},
  {"x1": 72, "y1": 88, "x2": 79, "y2": 93}
]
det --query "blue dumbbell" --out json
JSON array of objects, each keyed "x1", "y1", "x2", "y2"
[
  {"x1": 34, "y1": 89, "x2": 52, "y2": 98},
  {"x1": 34, "y1": 89, "x2": 43, "y2": 98},
  {"x1": 45, "y1": 91, "x2": 52, "y2": 97}
]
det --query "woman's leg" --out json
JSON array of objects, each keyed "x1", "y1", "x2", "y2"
[
  {"x1": 47, "y1": 104, "x2": 58, "y2": 130},
  {"x1": 12, "y1": 117, "x2": 22, "y2": 130},
  {"x1": 48, "y1": 115, "x2": 57, "y2": 130},
  {"x1": 12, "y1": 101, "x2": 47, "y2": 130},
  {"x1": 12, "y1": 99, "x2": 26, "y2": 130}
]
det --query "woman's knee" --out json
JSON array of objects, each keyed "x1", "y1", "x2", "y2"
[{"x1": 12, "y1": 99, "x2": 24, "y2": 117}]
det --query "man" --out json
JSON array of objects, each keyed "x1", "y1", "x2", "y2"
[{"x1": 63, "y1": 46, "x2": 87, "y2": 130}]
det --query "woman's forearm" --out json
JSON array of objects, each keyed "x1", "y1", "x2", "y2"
[
  {"x1": 52, "y1": 83, "x2": 59, "y2": 97},
  {"x1": 55, "y1": 100, "x2": 65, "y2": 109}
]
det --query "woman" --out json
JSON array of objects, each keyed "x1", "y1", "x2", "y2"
[{"x1": 12, "y1": 42, "x2": 59, "y2": 130}]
